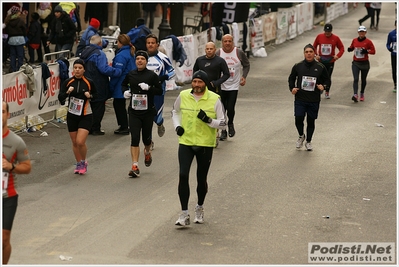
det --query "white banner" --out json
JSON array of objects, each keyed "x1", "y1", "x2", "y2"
[
  {"x1": 276, "y1": 9, "x2": 289, "y2": 45},
  {"x1": 176, "y1": 35, "x2": 196, "y2": 83},
  {"x1": 262, "y1": 12, "x2": 277, "y2": 43},
  {"x1": 250, "y1": 17, "x2": 264, "y2": 53}
]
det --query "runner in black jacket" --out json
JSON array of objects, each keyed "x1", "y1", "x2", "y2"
[
  {"x1": 58, "y1": 59, "x2": 97, "y2": 175},
  {"x1": 121, "y1": 50, "x2": 163, "y2": 178},
  {"x1": 288, "y1": 44, "x2": 331, "y2": 151}
]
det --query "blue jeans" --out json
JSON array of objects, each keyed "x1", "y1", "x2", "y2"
[
  {"x1": 9, "y1": 44, "x2": 24, "y2": 72},
  {"x1": 55, "y1": 43, "x2": 73, "y2": 58}
]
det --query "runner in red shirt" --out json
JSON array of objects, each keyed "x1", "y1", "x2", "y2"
[{"x1": 313, "y1": 23, "x2": 345, "y2": 99}]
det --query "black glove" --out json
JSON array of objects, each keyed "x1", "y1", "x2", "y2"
[
  {"x1": 176, "y1": 126, "x2": 184, "y2": 136},
  {"x1": 347, "y1": 47, "x2": 354, "y2": 52},
  {"x1": 159, "y1": 75, "x2": 168, "y2": 82},
  {"x1": 360, "y1": 48, "x2": 368, "y2": 54},
  {"x1": 389, "y1": 48, "x2": 394, "y2": 52},
  {"x1": 197, "y1": 109, "x2": 211, "y2": 123}
]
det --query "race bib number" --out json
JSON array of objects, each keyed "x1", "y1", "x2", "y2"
[
  {"x1": 301, "y1": 76, "x2": 316, "y2": 91},
  {"x1": 393, "y1": 42, "x2": 397, "y2": 53},
  {"x1": 321, "y1": 44, "x2": 332, "y2": 55},
  {"x1": 228, "y1": 67, "x2": 235, "y2": 78},
  {"x1": 3, "y1": 171, "x2": 9, "y2": 194},
  {"x1": 132, "y1": 94, "x2": 148, "y2": 110},
  {"x1": 354, "y1": 48, "x2": 365, "y2": 59},
  {"x1": 68, "y1": 97, "x2": 84, "y2": 116}
]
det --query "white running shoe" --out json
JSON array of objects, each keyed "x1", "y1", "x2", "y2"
[
  {"x1": 305, "y1": 142, "x2": 313, "y2": 151},
  {"x1": 193, "y1": 205, "x2": 204, "y2": 224},
  {"x1": 175, "y1": 213, "x2": 190, "y2": 226},
  {"x1": 296, "y1": 135, "x2": 305, "y2": 149},
  {"x1": 158, "y1": 124, "x2": 165, "y2": 137}
]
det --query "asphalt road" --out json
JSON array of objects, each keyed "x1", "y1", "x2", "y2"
[{"x1": 8, "y1": 3, "x2": 396, "y2": 266}]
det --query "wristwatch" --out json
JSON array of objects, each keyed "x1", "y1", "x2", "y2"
[
  {"x1": 10, "y1": 163, "x2": 15, "y2": 172},
  {"x1": 208, "y1": 117, "x2": 212, "y2": 123}
]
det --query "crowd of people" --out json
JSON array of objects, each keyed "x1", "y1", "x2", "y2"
[{"x1": 2, "y1": 3, "x2": 397, "y2": 263}]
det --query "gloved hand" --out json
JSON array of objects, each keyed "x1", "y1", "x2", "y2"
[
  {"x1": 159, "y1": 75, "x2": 168, "y2": 82},
  {"x1": 175, "y1": 126, "x2": 184, "y2": 136},
  {"x1": 360, "y1": 48, "x2": 368, "y2": 54},
  {"x1": 347, "y1": 47, "x2": 354, "y2": 52},
  {"x1": 138, "y1": 82, "x2": 149, "y2": 90},
  {"x1": 389, "y1": 48, "x2": 394, "y2": 52},
  {"x1": 197, "y1": 109, "x2": 211, "y2": 123},
  {"x1": 123, "y1": 90, "x2": 132, "y2": 99}
]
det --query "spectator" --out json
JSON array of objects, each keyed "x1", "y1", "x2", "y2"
[
  {"x1": 386, "y1": 20, "x2": 397, "y2": 92},
  {"x1": 358, "y1": 3, "x2": 374, "y2": 27},
  {"x1": 80, "y1": 35, "x2": 122, "y2": 135},
  {"x1": 75, "y1": 18, "x2": 108, "y2": 57},
  {"x1": 127, "y1": 18, "x2": 152, "y2": 51},
  {"x1": 84, "y1": 3, "x2": 108, "y2": 30},
  {"x1": 37, "y1": 2, "x2": 53, "y2": 54},
  {"x1": 200, "y1": 3, "x2": 212, "y2": 31},
  {"x1": 142, "y1": 3, "x2": 157, "y2": 30},
  {"x1": 4, "y1": 6, "x2": 26, "y2": 72},
  {"x1": 58, "y1": 2, "x2": 81, "y2": 34},
  {"x1": 109, "y1": 34, "x2": 137, "y2": 135},
  {"x1": 27, "y1": 12, "x2": 43, "y2": 63},
  {"x1": 47, "y1": 4, "x2": 76, "y2": 56}
]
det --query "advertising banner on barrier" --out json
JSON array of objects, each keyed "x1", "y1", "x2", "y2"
[
  {"x1": 250, "y1": 17, "x2": 264, "y2": 53},
  {"x1": 262, "y1": 12, "x2": 277, "y2": 43},
  {"x1": 2, "y1": 71, "x2": 34, "y2": 123},
  {"x1": 195, "y1": 30, "x2": 208, "y2": 58},
  {"x1": 212, "y1": 3, "x2": 251, "y2": 26},
  {"x1": 176, "y1": 34, "x2": 196, "y2": 84},
  {"x1": 28, "y1": 64, "x2": 62, "y2": 116},
  {"x1": 287, "y1": 7, "x2": 297, "y2": 40},
  {"x1": 276, "y1": 9, "x2": 289, "y2": 44}
]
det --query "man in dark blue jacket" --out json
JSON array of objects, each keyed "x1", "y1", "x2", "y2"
[
  {"x1": 80, "y1": 35, "x2": 122, "y2": 135},
  {"x1": 127, "y1": 18, "x2": 151, "y2": 51},
  {"x1": 75, "y1": 18, "x2": 108, "y2": 57}
]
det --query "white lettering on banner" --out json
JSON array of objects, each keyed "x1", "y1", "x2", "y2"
[
  {"x1": 222, "y1": 3, "x2": 237, "y2": 23},
  {"x1": 2, "y1": 77, "x2": 28, "y2": 105}
]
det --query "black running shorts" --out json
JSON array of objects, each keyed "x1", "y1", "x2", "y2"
[
  {"x1": 3, "y1": 195, "x2": 18, "y2": 231},
  {"x1": 67, "y1": 113, "x2": 93, "y2": 132}
]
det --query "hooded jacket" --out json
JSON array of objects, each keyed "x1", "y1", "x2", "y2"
[
  {"x1": 80, "y1": 44, "x2": 122, "y2": 102},
  {"x1": 48, "y1": 11, "x2": 76, "y2": 45}
]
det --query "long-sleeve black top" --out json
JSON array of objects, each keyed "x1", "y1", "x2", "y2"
[
  {"x1": 193, "y1": 55, "x2": 230, "y2": 91},
  {"x1": 58, "y1": 75, "x2": 97, "y2": 116},
  {"x1": 288, "y1": 59, "x2": 331, "y2": 102},
  {"x1": 121, "y1": 68, "x2": 162, "y2": 116}
]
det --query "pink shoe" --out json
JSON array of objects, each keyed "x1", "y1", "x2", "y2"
[
  {"x1": 360, "y1": 94, "x2": 365, "y2": 101},
  {"x1": 79, "y1": 161, "x2": 88, "y2": 174}
]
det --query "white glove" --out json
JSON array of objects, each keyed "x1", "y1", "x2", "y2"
[
  {"x1": 123, "y1": 90, "x2": 132, "y2": 99},
  {"x1": 138, "y1": 82, "x2": 149, "y2": 90}
]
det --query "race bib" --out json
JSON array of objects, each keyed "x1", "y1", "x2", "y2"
[
  {"x1": 354, "y1": 48, "x2": 365, "y2": 59},
  {"x1": 321, "y1": 44, "x2": 332, "y2": 55},
  {"x1": 68, "y1": 97, "x2": 84, "y2": 116},
  {"x1": 132, "y1": 94, "x2": 148, "y2": 110},
  {"x1": 3, "y1": 171, "x2": 9, "y2": 194},
  {"x1": 393, "y1": 42, "x2": 397, "y2": 53},
  {"x1": 228, "y1": 67, "x2": 235, "y2": 78},
  {"x1": 301, "y1": 76, "x2": 316, "y2": 91}
]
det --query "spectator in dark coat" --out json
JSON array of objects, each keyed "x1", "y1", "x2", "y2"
[
  {"x1": 37, "y1": 2, "x2": 53, "y2": 54},
  {"x1": 127, "y1": 18, "x2": 152, "y2": 51},
  {"x1": 142, "y1": 3, "x2": 157, "y2": 29},
  {"x1": 27, "y1": 12, "x2": 43, "y2": 63},
  {"x1": 80, "y1": 35, "x2": 122, "y2": 135},
  {"x1": 4, "y1": 6, "x2": 26, "y2": 72},
  {"x1": 47, "y1": 4, "x2": 76, "y2": 55}
]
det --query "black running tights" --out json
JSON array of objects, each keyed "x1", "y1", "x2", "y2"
[
  {"x1": 177, "y1": 144, "x2": 213, "y2": 210},
  {"x1": 295, "y1": 116, "x2": 315, "y2": 142}
]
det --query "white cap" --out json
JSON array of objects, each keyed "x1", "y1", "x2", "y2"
[{"x1": 358, "y1": 25, "x2": 367, "y2": 32}]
